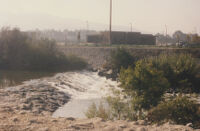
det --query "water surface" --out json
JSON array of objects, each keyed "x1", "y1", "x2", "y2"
[
  {"x1": 0, "y1": 70, "x2": 119, "y2": 118},
  {"x1": 0, "y1": 70, "x2": 54, "y2": 88}
]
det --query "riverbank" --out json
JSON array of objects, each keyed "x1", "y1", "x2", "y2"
[
  {"x1": 0, "y1": 71, "x2": 199, "y2": 130},
  {"x1": 0, "y1": 110, "x2": 196, "y2": 131},
  {"x1": 59, "y1": 46, "x2": 200, "y2": 69},
  {"x1": 0, "y1": 82, "x2": 69, "y2": 115}
]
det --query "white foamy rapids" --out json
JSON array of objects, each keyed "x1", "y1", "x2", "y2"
[
  {"x1": 21, "y1": 71, "x2": 119, "y2": 100},
  {"x1": 20, "y1": 71, "x2": 119, "y2": 118},
  {"x1": 51, "y1": 71, "x2": 119, "y2": 118},
  {"x1": 49, "y1": 71, "x2": 119, "y2": 99}
]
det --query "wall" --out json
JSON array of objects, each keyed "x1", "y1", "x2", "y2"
[{"x1": 59, "y1": 46, "x2": 200, "y2": 69}]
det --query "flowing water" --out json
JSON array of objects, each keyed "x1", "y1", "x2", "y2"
[
  {"x1": 50, "y1": 71, "x2": 119, "y2": 118},
  {"x1": 0, "y1": 70, "x2": 119, "y2": 118},
  {"x1": 2, "y1": 70, "x2": 200, "y2": 118}
]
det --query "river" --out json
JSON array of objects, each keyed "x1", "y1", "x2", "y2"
[
  {"x1": 0, "y1": 70, "x2": 119, "y2": 118},
  {"x1": 49, "y1": 71, "x2": 119, "y2": 118}
]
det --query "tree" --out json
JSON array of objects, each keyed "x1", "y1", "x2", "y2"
[
  {"x1": 120, "y1": 59, "x2": 169, "y2": 110},
  {"x1": 0, "y1": 27, "x2": 87, "y2": 71},
  {"x1": 108, "y1": 48, "x2": 136, "y2": 73},
  {"x1": 147, "y1": 96, "x2": 200, "y2": 128}
]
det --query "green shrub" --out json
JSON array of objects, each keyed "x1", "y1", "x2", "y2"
[
  {"x1": 150, "y1": 53, "x2": 200, "y2": 93},
  {"x1": 120, "y1": 53, "x2": 200, "y2": 94},
  {"x1": 85, "y1": 90, "x2": 139, "y2": 121},
  {"x1": 89, "y1": 53, "x2": 200, "y2": 124},
  {"x1": 106, "y1": 48, "x2": 136, "y2": 73},
  {"x1": 168, "y1": 54, "x2": 200, "y2": 93},
  {"x1": 119, "y1": 59, "x2": 169, "y2": 110},
  {"x1": 106, "y1": 89, "x2": 130, "y2": 120},
  {"x1": 147, "y1": 96, "x2": 200, "y2": 128},
  {"x1": 106, "y1": 90, "x2": 143, "y2": 121},
  {"x1": 85, "y1": 102, "x2": 110, "y2": 120},
  {"x1": 85, "y1": 103, "x2": 98, "y2": 118}
]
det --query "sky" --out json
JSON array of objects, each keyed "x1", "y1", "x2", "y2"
[{"x1": 0, "y1": 0, "x2": 200, "y2": 35}]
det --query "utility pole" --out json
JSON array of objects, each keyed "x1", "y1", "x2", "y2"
[
  {"x1": 109, "y1": 0, "x2": 112, "y2": 44},
  {"x1": 86, "y1": 21, "x2": 89, "y2": 43},
  {"x1": 86, "y1": 21, "x2": 89, "y2": 32},
  {"x1": 165, "y1": 24, "x2": 168, "y2": 46},
  {"x1": 165, "y1": 24, "x2": 168, "y2": 36},
  {"x1": 130, "y1": 23, "x2": 133, "y2": 32}
]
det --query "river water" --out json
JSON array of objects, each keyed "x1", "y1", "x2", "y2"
[
  {"x1": 51, "y1": 71, "x2": 119, "y2": 118},
  {"x1": 0, "y1": 70, "x2": 119, "y2": 118},
  {"x1": 1, "y1": 70, "x2": 200, "y2": 118}
]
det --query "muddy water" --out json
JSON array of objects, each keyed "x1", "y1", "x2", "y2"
[{"x1": 0, "y1": 70, "x2": 54, "y2": 88}]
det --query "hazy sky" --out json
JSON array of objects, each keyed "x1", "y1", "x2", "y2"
[{"x1": 0, "y1": 0, "x2": 200, "y2": 34}]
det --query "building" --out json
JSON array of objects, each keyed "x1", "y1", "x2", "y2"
[{"x1": 87, "y1": 31, "x2": 156, "y2": 45}]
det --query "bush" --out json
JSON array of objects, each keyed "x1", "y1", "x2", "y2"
[
  {"x1": 118, "y1": 53, "x2": 200, "y2": 118},
  {"x1": 150, "y1": 53, "x2": 200, "y2": 93},
  {"x1": 119, "y1": 53, "x2": 200, "y2": 95},
  {"x1": 86, "y1": 53, "x2": 200, "y2": 126},
  {"x1": 105, "y1": 48, "x2": 136, "y2": 73},
  {"x1": 85, "y1": 90, "x2": 139, "y2": 121},
  {"x1": 119, "y1": 59, "x2": 169, "y2": 110},
  {"x1": 85, "y1": 102, "x2": 110, "y2": 120},
  {"x1": 0, "y1": 27, "x2": 87, "y2": 71},
  {"x1": 106, "y1": 89, "x2": 131, "y2": 120},
  {"x1": 147, "y1": 96, "x2": 200, "y2": 128},
  {"x1": 106, "y1": 90, "x2": 143, "y2": 121}
]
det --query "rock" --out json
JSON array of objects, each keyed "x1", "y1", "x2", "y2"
[
  {"x1": 66, "y1": 117, "x2": 75, "y2": 121},
  {"x1": 98, "y1": 70, "x2": 105, "y2": 76},
  {"x1": 1, "y1": 106, "x2": 13, "y2": 112},
  {"x1": 51, "y1": 119, "x2": 58, "y2": 122},
  {"x1": 87, "y1": 67, "x2": 98, "y2": 72},
  {"x1": 38, "y1": 127, "x2": 49, "y2": 131},
  {"x1": 152, "y1": 123, "x2": 159, "y2": 127},
  {"x1": 29, "y1": 119, "x2": 42, "y2": 125},
  {"x1": 106, "y1": 69, "x2": 113, "y2": 75},
  {"x1": 136, "y1": 127, "x2": 146, "y2": 131},
  {"x1": 12, "y1": 117, "x2": 19, "y2": 122},
  {"x1": 186, "y1": 123, "x2": 193, "y2": 127},
  {"x1": 124, "y1": 128, "x2": 136, "y2": 131},
  {"x1": 68, "y1": 122, "x2": 94, "y2": 130},
  {"x1": 163, "y1": 121, "x2": 174, "y2": 126},
  {"x1": 19, "y1": 111, "x2": 26, "y2": 115},
  {"x1": 92, "y1": 68, "x2": 98, "y2": 72},
  {"x1": 103, "y1": 126, "x2": 117, "y2": 131},
  {"x1": 137, "y1": 120, "x2": 147, "y2": 125},
  {"x1": 21, "y1": 104, "x2": 31, "y2": 110},
  {"x1": 60, "y1": 82, "x2": 66, "y2": 85},
  {"x1": 92, "y1": 118, "x2": 104, "y2": 126},
  {"x1": 119, "y1": 124, "x2": 127, "y2": 128},
  {"x1": 132, "y1": 121, "x2": 139, "y2": 125}
]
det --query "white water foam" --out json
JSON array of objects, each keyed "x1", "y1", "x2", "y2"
[
  {"x1": 8, "y1": 71, "x2": 119, "y2": 118},
  {"x1": 48, "y1": 71, "x2": 119, "y2": 118}
]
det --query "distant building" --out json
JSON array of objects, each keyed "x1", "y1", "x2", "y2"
[
  {"x1": 26, "y1": 30, "x2": 99, "y2": 44},
  {"x1": 87, "y1": 31, "x2": 156, "y2": 45}
]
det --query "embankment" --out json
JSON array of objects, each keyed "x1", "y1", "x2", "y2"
[{"x1": 59, "y1": 46, "x2": 200, "y2": 69}]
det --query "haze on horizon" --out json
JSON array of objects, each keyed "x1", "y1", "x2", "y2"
[{"x1": 0, "y1": 0, "x2": 200, "y2": 35}]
